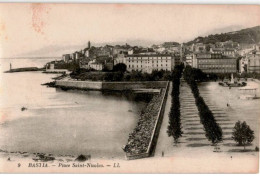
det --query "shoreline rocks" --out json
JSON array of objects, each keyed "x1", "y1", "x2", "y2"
[{"x1": 123, "y1": 89, "x2": 165, "y2": 155}]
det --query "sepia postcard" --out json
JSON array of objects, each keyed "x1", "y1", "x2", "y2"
[{"x1": 0, "y1": 3, "x2": 259, "y2": 173}]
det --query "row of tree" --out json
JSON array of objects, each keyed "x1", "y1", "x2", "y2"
[
  {"x1": 167, "y1": 64, "x2": 184, "y2": 144},
  {"x1": 183, "y1": 66, "x2": 223, "y2": 145},
  {"x1": 71, "y1": 68, "x2": 173, "y2": 82}
]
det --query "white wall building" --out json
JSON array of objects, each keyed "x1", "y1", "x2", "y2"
[
  {"x1": 239, "y1": 57, "x2": 248, "y2": 73},
  {"x1": 88, "y1": 59, "x2": 104, "y2": 71},
  {"x1": 124, "y1": 54, "x2": 177, "y2": 73}
]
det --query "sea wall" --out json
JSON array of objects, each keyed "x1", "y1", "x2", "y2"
[
  {"x1": 56, "y1": 80, "x2": 102, "y2": 90},
  {"x1": 125, "y1": 81, "x2": 169, "y2": 160},
  {"x1": 55, "y1": 80, "x2": 168, "y2": 90},
  {"x1": 102, "y1": 81, "x2": 167, "y2": 90}
]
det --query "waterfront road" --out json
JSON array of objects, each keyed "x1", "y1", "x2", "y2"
[{"x1": 154, "y1": 82, "x2": 175, "y2": 157}]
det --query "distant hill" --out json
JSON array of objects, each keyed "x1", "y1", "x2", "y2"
[
  {"x1": 18, "y1": 39, "x2": 162, "y2": 58},
  {"x1": 186, "y1": 26, "x2": 260, "y2": 45}
]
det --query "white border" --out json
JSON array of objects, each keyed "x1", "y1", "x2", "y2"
[
  {"x1": 0, "y1": 0, "x2": 259, "y2": 4},
  {"x1": 0, "y1": 0, "x2": 259, "y2": 176}
]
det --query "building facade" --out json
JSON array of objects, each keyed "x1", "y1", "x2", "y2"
[
  {"x1": 88, "y1": 60, "x2": 104, "y2": 71},
  {"x1": 194, "y1": 53, "x2": 237, "y2": 73},
  {"x1": 239, "y1": 57, "x2": 248, "y2": 73},
  {"x1": 124, "y1": 54, "x2": 177, "y2": 73},
  {"x1": 62, "y1": 54, "x2": 71, "y2": 62},
  {"x1": 247, "y1": 54, "x2": 260, "y2": 73},
  {"x1": 185, "y1": 53, "x2": 193, "y2": 66}
]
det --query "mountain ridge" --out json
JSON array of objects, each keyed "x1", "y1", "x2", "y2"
[{"x1": 186, "y1": 25, "x2": 260, "y2": 45}]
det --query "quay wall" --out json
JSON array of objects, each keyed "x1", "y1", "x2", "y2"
[
  {"x1": 102, "y1": 81, "x2": 167, "y2": 90},
  {"x1": 55, "y1": 80, "x2": 168, "y2": 90},
  {"x1": 56, "y1": 80, "x2": 102, "y2": 90},
  {"x1": 126, "y1": 81, "x2": 169, "y2": 160}
]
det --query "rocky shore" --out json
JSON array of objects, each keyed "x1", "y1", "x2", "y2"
[
  {"x1": 123, "y1": 89, "x2": 165, "y2": 156},
  {"x1": 0, "y1": 149, "x2": 91, "y2": 163}
]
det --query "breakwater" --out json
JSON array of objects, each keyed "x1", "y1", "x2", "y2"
[
  {"x1": 5, "y1": 67, "x2": 42, "y2": 73},
  {"x1": 123, "y1": 82, "x2": 169, "y2": 160},
  {"x1": 55, "y1": 80, "x2": 168, "y2": 91}
]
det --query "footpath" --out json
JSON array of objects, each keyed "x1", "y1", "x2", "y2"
[{"x1": 155, "y1": 79, "x2": 210, "y2": 157}]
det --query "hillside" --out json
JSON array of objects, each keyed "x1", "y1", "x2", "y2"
[{"x1": 186, "y1": 26, "x2": 260, "y2": 45}]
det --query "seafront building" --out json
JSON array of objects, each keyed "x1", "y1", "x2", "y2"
[
  {"x1": 59, "y1": 40, "x2": 260, "y2": 74},
  {"x1": 124, "y1": 54, "x2": 180, "y2": 73},
  {"x1": 247, "y1": 54, "x2": 260, "y2": 73},
  {"x1": 239, "y1": 57, "x2": 248, "y2": 73},
  {"x1": 193, "y1": 53, "x2": 238, "y2": 73},
  {"x1": 185, "y1": 54, "x2": 193, "y2": 66},
  {"x1": 62, "y1": 54, "x2": 71, "y2": 63}
]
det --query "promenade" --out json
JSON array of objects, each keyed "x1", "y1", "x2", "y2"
[{"x1": 155, "y1": 79, "x2": 211, "y2": 158}]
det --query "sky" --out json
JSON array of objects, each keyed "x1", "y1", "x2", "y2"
[{"x1": 0, "y1": 4, "x2": 259, "y2": 58}]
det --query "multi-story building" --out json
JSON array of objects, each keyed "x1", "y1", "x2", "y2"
[
  {"x1": 88, "y1": 60, "x2": 104, "y2": 71},
  {"x1": 223, "y1": 49, "x2": 236, "y2": 57},
  {"x1": 75, "y1": 51, "x2": 83, "y2": 60},
  {"x1": 114, "y1": 53, "x2": 127, "y2": 65},
  {"x1": 239, "y1": 57, "x2": 248, "y2": 73},
  {"x1": 87, "y1": 56, "x2": 114, "y2": 71},
  {"x1": 247, "y1": 54, "x2": 260, "y2": 73},
  {"x1": 210, "y1": 48, "x2": 223, "y2": 54},
  {"x1": 62, "y1": 54, "x2": 71, "y2": 62},
  {"x1": 210, "y1": 48, "x2": 236, "y2": 57},
  {"x1": 185, "y1": 53, "x2": 193, "y2": 66},
  {"x1": 194, "y1": 53, "x2": 237, "y2": 73},
  {"x1": 192, "y1": 43, "x2": 206, "y2": 53},
  {"x1": 124, "y1": 54, "x2": 178, "y2": 73}
]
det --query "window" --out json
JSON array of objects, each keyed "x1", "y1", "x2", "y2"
[{"x1": 129, "y1": 65, "x2": 130, "y2": 68}]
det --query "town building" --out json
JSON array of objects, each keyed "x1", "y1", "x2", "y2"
[
  {"x1": 193, "y1": 53, "x2": 238, "y2": 73},
  {"x1": 192, "y1": 43, "x2": 206, "y2": 53},
  {"x1": 45, "y1": 63, "x2": 70, "y2": 74},
  {"x1": 86, "y1": 56, "x2": 114, "y2": 71},
  {"x1": 112, "y1": 44, "x2": 131, "y2": 56},
  {"x1": 223, "y1": 48, "x2": 236, "y2": 57},
  {"x1": 114, "y1": 53, "x2": 127, "y2": 65},
  {"x1": 124, "y1": 54, "x2": 178, "y2": 73},
  {"x1": 88, "y1": 60, "x2": 104, "y2": 71},
  {"x1": 185, "y1": 53, "x2": 193, "y2": 66},
  {"x1": 62, "y1": 54, "x2": 71, "y2": 62},
  {"x1": 247, "y1": 54, "x2": 260, "y2": 73},
  {"x1": 238, "y1": 57, "x2": 248, "y2": 73},
  {"x1": 210, "y1": 48, "x2": 236, "y2": 57}
]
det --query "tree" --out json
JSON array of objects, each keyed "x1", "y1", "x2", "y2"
[
  {"x1": 113, "y1": 63, "x2": 127, "y2": 73},
  {"x1": 206, "y1": 44, "x2": 211, "y2": 52},
  {"x1": 232, "y1": 121, "x2": 254, "y2": 150}
]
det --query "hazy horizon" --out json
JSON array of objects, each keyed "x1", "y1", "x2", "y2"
[{"x1": 0, "y1": 4, "x2": 259, "y2": 58}]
